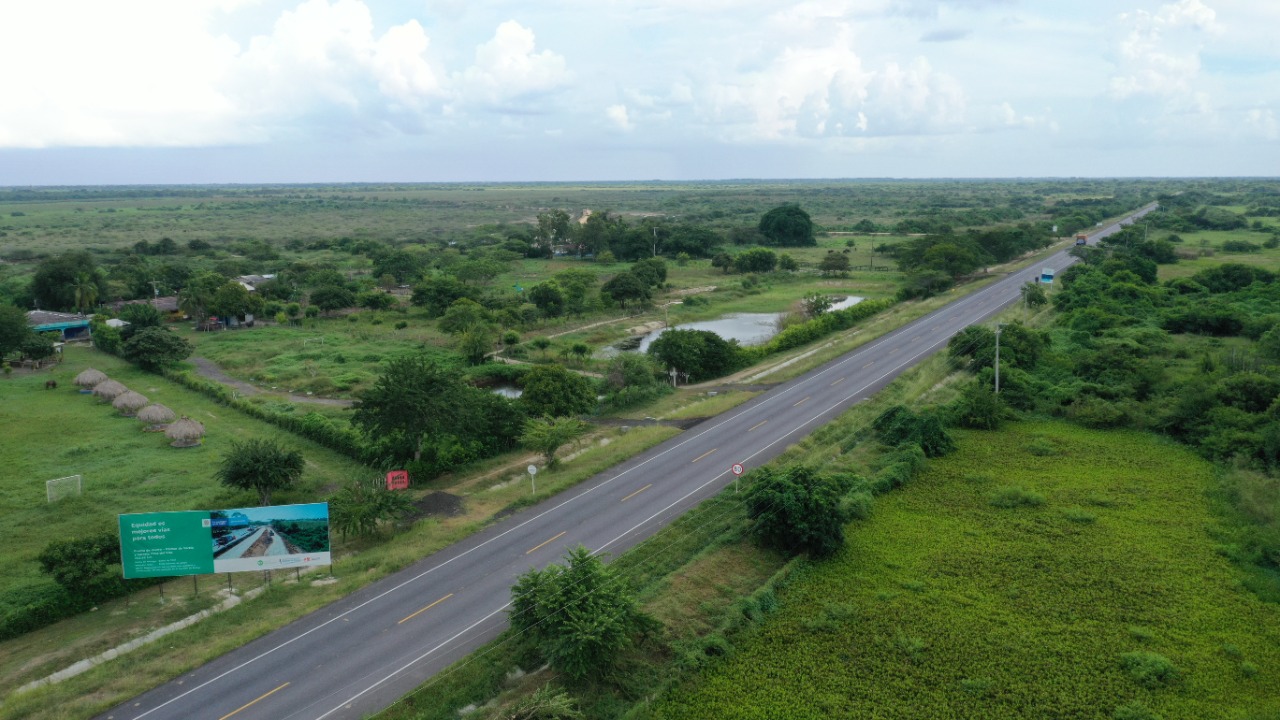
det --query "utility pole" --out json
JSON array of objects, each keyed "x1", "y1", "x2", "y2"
[
  {"x1": 652, "y1": 227, "x2": 658, "y2": 257},
  {"x1": 994, "y1": 324, "x2": 1004, "y2": 395}
]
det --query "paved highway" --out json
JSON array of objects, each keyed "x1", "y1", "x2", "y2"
[{"x1": 99, "y1": 205, "x2": 1156, "y2": 720}]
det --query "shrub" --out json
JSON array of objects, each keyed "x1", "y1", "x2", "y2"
[
  {"x1": 989, "y1": 486, "x2": 1046, "y2": 508},
  {"x1": 395, "y1": 320, "x2": 408, "y2": 330},
  {"x1": 1113, "y1": 702, "x2": 1163, "y2": 720},
  {"x1": 1120, "y1": 651, "x2": 1180, "y2": 688}
]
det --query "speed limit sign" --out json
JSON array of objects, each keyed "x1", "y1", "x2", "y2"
[{"x1": 730, "y1": 463, "x2": 744, "y2": 476}]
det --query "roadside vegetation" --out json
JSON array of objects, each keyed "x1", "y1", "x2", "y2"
[{"x1": 4, "y1": 179, "x2": 1277, "y2": 719}]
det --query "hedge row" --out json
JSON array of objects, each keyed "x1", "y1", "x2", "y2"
[
  {"x1": 740, "y1": 298, "x2": 895, "y2": 365},
  {"x1": 161, "y1": 368, "x2": 367, "y2": 462}
]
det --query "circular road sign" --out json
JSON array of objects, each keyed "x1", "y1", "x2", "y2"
[
  {"x1": 527, "y1": 464, "x2": 538, "y2": 476},
  {"x1": 731, "y1": 463, "x2": 744, "y2": 476}
]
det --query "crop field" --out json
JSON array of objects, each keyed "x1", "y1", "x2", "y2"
[{"x1": 647, "y1": 422, "x2": 1280, "y2": 720}]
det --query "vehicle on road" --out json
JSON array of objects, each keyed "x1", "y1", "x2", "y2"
[{"x1": 1075, "y1": 233, "x2": 1088, "y2": 246}]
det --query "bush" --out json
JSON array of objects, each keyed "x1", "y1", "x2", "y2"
[
  {"x1": 1120, "y1": 651, "x2": 1180, "y2": 688},
  {"x1": 745, "y1": 465, "x2": 854, "y2": 558},
  {"x1": 989, "y1": 486, "x2": 1046, "y2": 508},
  {"x1": 1113, "y1": 702, "x2": 1163, "y2": 720}
]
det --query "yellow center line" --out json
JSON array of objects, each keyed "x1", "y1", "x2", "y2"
[
  {"x1": 526, "y1": 531, "x2": 567, "y2": 555},
  {"x1": 911, "y1": 335, "x2": 921, "y2": 342},
  {"x1": 691, "y1": 448, "x2": 718, "y2": 463},
  {"x1": 830, "y1": 377, "x2": 845, "y2": 386},
  {"x1": 863, "y1": 361, "x2": 874, "y2": 368},
  {"x1": 748, "y1": 420, "x2": 768, "y2": 432},
  {"x1": 397, "y1": 593, "x2": 455, "y2": 625},
  {"x1": 793, "y1": 396, "x2": 810, "y2": 407},
  {"x1": 217, "y1": 682, "x2": 290, "y2": 720},
  {"x1": 621, "y1": 484, "x2": 652, "y2": 502},
  {"x1": 889, "y1": 347, "x2": 900, "y2": 354}
]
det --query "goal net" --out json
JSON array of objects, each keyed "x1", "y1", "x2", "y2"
[{"x1": 46, "y1": 475, "x2": 82, "y2": 503}]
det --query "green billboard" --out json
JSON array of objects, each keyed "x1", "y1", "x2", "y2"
[
  {"x1": 119, "y1": 503, "x2": 331, "y2": 579},
  {"x1": 118, "y1": 511, "x2": 215, "y2": 579}
]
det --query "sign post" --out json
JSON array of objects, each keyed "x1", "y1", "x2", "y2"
[
  {"x1": 527, "y1": 464, "x2": 538, "y2": 495},
  {"x1": 730, "y1": 463, "x2": 744, "y2": 493}
]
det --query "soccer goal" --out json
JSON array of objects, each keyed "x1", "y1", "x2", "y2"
[{"x1": 46, "y1": 475, "x2": 82, "y2": 503}]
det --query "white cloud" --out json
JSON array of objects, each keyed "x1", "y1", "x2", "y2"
[
  {"x1": 0, "y1": 1, "x2": 568, "y2": 147},
  {"x1": 1245, "y1": 108, "x2": 1278, "y2": 141},
  {"x1": 691, "y1": 27, "x2": 964, "y2": 141},
  {"x1": 605, "y1": 104, "x2": 633, "y2": 131},
  {"x1": 1109, "y1": 0, "x2": 1219, "y2": 110},
  {"x1": 457, "y1": 21, "x2": 569, "y2": 108}
]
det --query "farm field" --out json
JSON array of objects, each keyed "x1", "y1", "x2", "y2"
[{"x1": 646, "y1": 422, "x2": 1280, "y2": 720}]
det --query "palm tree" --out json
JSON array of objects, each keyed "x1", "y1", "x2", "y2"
[{"x1": 72, "y1": 272, "x2": 98, "y2": 314}]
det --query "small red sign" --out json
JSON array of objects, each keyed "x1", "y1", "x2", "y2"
[
  {"x1": 386, "y1": 470, "x2": 410, "y2": 491},
  {"x1": 731, "y1": 463, "x2": 745, "y2": 476}
]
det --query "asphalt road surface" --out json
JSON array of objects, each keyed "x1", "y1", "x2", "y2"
[{"x1": 99, "y1": 205, "x2": 1156, "y2": 720}]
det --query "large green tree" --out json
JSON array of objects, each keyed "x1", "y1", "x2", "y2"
[
  {"x1": 601, "y1": 272, "x2": 649, "y2": 309},
  {"x1": 510, "y1": 546, "x2": 657, "y2": 681},
  {"x1": 214, "y1": 439, "x2": 305, "y2": 506},
  {"x1": 31, "y1": 252, "x2": 105, "y2": 311},
  {"x1": 758, "y1": 205, "x2": 816, "y2": 247},
  {"x1": 744, "y1": 465, "x2": 854, "y2": 558},
  {"x1": 521, "y1": 365, "x2": 596, "y2": 417},
  {"x1": 647, "y1": 328, "x2": 743, "y2": 383},
  {"x1": 121, "y1": 327, "x2": 193, "y2": 370},
  {"x1": 0, "y1": 305, "x2": 32, "y2": 358}
]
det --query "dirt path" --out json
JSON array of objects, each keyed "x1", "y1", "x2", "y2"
[{"x1": 190, "y1": 357, "x2": 354, "y2": 407}]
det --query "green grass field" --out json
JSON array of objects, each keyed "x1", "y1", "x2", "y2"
[
  {"x1": 0, "y1": 347, "x2": 370, "y2": 593},
  {"x1": 646, "y1": 422, "x2": 1280, "y2": 720}
]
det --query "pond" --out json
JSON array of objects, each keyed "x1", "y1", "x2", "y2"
[
  {"x1": 603, "y1": 296, "x2": 863, "y2": 357},
  {"x1": 490, "y1": 384, "x2": 523, "y2": 399}
]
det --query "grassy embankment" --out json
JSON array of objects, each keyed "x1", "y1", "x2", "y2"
[
  {"x1": 645, "y1": 424, "x2": 1280, "y2": 719},
  {"x1": 0, "y1": 347, "x2": 681, "y2": 719}
]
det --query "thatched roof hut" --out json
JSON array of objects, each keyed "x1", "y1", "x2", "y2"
[
  {"x1": 137, "y1": 404, "x2": 176, "y2": 431},
  {"x1": 113, "y1": 390, "x2": 149, "y2": 417},
  {"x1": 166, "y1": 416, "x2": 205, "y2": 448},
  {"x1": 93, "y1": 379, "x2": 128, "y2": 402},
  {"x1": 74, "y1": 368, "x2": 108, "y2": 388}
]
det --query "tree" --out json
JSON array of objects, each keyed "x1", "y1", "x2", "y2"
[
  {"x1": 122, "y1": 327, "x2": 193, "y2": 370},
  {"x1": 801, "y1": 293, "x2": 834, "y2": 318},
  {"x1": 711, "y1": 252, "x2": 734, "y2": 274},
  {"x1": 209, "y1": 281, "x2": 262, "y2": 321},
  {"x1": 734, "y1": 248, "x2": 777, "y2": 274},
  {"x1": 535, "y1": 209, "x2": 572, "y2": 253},
  {"x1": 439, "y1": 298, "x2": 492, "y2": 335},
  {"x1": 521, "y1": 416, "x2": 589, "y2": 468},
  {"x1": 951, "y1": 378, "x2": 1004, "y2": 430},
  {"x1": 529, "y1": 281, "x2": 566, "y2": 318},
  {"x1": 72, "y1": 272, "x2": 100, "y2": 314},
  {"x1": 531, "y1": 336, "x2": 553, "y2": 358},
  {"x1": 31, "y1": 252, "x2": 104, "y2": 311},
  {"x1": 554, "y1": 269, "x2": 597, "y2": 316},
  {"x1": 510, "y1": 546, "x2": 656, "y2": 681},
  {"x1": 353, "y1": 356, "x2": 524, "y2": 470},
  {"x1": 38, "y1": 530, "x2": 129, "y2": 603},
  {"x1": 521, "y1": 365, "x2": 596, "y2": 417},
  {"x1": 758, "y1": 205, "x2": 816, "y2": 247},
  {"x1": 310, "y1": 285, "x2": 356, "y2": 314},
  {"x1": 778, "y1": 253, "x2": 800, "y2": 272},
  {"x1": 214, "y1": 439, "x2": 305, "y2": 506},
  {"x1": 0, "y1": 304, "x2": 32, "y2": 358},
  {"x1": 20, "y1": 332, "x2": 56, "y2": 363},
  {"x1": 630, "y1": 258, "x2": 668, "y2": 288},
  {"x1": 647, "y1": 328, "x2": 742, "y2": 382},
  {"x1": 818, "y1": 251, "x2": 850, "y2": 277},
  {"x1": 601, "y1": 272, "x2": 649, "y2": 309},
  {"x1": 329, "y1": 476, "x2": 413, "y2": 539},
  {"x1": 458, "y1": 324, "x2": 496, "y2": 365},
  {"x1": 1021, "y1": 281, "x2": 1048, "y2": 309},
  {"x1": 411, "y1": 275, "x2": 474, "y2": 316},
  {"x1": 744, "y1": 465, "x2": 853, "y2": 558},
  {"x1": 179, "y1": 271, "x2": 228, "y2": 326},
  {"x1": 117, "y1": 303, "x2": 163, "y2": 340}
]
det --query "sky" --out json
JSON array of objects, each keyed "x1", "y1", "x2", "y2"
[{"x1": 0, "y1": 0, "x2": 1276, "y2": 184}]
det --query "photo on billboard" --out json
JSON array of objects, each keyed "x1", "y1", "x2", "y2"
[
  {"x1": 120, "y1": 503, "x2": 330, "y2": 579},
  {"x1": 212, "y1": 503, "x2": 331, "y2": 573}
]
